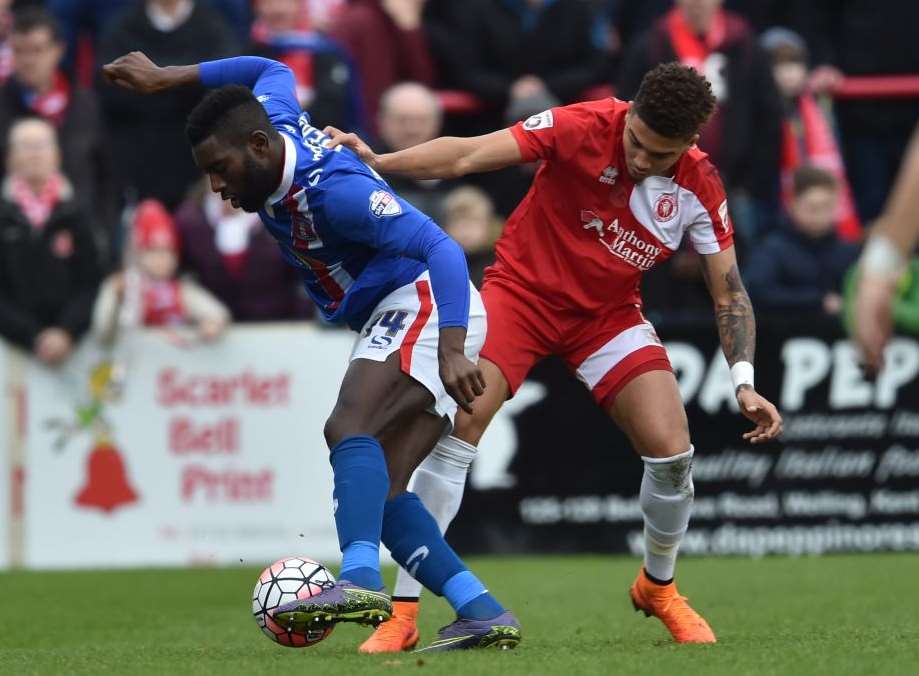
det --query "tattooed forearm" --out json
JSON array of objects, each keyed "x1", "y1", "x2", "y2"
[{"x1": 710, "y1": 264, "x2": 756, "y2": 365}]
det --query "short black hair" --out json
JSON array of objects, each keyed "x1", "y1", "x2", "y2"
[
  {"x1": 793, "y1": 165, "x2": 837, "y2": 196},
  {"x1": 185, "y1": 85, "x2": 275, "y2": 147},
  {"x1": 633, "y1": 62, "x2": 716, "y2": 140},
  {"x1": 12, "y1": 7, "x2": 63, "y2": 42}
]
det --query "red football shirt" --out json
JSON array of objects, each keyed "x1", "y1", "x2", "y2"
[{"x1": 494, "y1": 98, "x2": 733, "y2": 314}]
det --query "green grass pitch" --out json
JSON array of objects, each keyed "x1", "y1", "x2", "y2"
[{"x1": 2, "y1": 554, "x2": 918, "y2": 675}]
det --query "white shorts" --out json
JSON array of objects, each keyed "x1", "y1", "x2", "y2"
[{"x1": 351, "y1": 271, "x2": 487, "y2": 426}]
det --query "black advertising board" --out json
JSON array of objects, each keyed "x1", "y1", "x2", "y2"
[{"x1": 450, "y1": 318, "x2": 919, "y2": 556}]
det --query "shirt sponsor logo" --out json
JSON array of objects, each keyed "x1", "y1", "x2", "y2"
[
  {"x1": 523, "y1": 110, "x2": 554, "y2": 131},
  {"x1": 369, "y1": 190, "x2": 402, "y2": 217},
  {"x1": 369, "y1": 335, "x2": 393, "y2": 348},
  {"x1": 581, "y1": 210, "x2": 662, "y2": 272},
  {"x1": 654, "y1": 193, "x2": 678, "y2": 222},
  {"x1": 599, "y1": 166, "x2": 618, "y2": 185}
]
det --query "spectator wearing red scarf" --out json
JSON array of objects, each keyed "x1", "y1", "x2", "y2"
[
  {"x1": 248, "y1": 0, "x2": 358, "y2": 130},
  {"x1": 92, "y1": 199, "x2": 230, "y2": 346},
  {"x1": 0, "y1": 117, "x2": 102, "y2": 365},
  {"x1": 761, "y1": 27, "x2": 861, "y2": 243},
  {"x1": 251, "y1": 0, "x2": 314, "y2": 105},
  {"x1": 619, "y1": 0, "x2": 784, "y2": 243},
  {"x1": 792, "y1": 0, "x2": 919, "y2": 223},
  {"x1": 0, "y1": 7, "x2": 116, "y2": 257}
]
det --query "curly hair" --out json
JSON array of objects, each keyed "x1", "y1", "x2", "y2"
[
  {"x1": 185, "y1": 85, "x2": 275, "y2": 147},
  {"x1": 632, "y1": 63, "x2": 716, "y2": 140}
]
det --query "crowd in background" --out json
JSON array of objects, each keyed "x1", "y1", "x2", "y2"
[{"x1": 0, "y1": 0, "x2": 918, "y2": 367}]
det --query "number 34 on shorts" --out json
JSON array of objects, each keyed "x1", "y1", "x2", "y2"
[
  {"x1": 350, "y1": 272, "x2": 487, "y2": 423},
  {"x1": 362, "y1": 310, "x2": 409, "y2": 348}
]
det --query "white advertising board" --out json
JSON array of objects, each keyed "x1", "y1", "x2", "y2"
[{"x1": 22, "y1": 325, "x2": 352, "y2": 569}]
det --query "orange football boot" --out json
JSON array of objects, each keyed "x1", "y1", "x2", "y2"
[
  {"x1": 359, "y1": 601, "x2": 420, "y2": 654},
  {"x1": 629, "y1": 568, "x2": 716, "y2": 644}
]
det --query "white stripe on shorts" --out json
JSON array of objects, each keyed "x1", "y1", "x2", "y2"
[{"x1": 574, "y1": 322, "x2": 661, "y2": 389}]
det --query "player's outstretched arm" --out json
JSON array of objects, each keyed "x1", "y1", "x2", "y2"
[
  {"x1": 103, "y1": 53, "x2": 294, "y2": 103},
  {"x1": 700, "y1": 246, "x2": 783, "y2": 444},
  {"x1": 324, "y1": 126, "x2": 523, "y2": 180},
  {"x1": 102, "y1": 51, "x2": 199, "y2": 93},
  {"x1": 855, "y1": 125, "x2": 919, "y2": 372}
]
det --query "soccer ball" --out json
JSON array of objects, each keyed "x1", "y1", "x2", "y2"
[{"x1": 252, "y1": 556, "x2": 336, "y2": 647}]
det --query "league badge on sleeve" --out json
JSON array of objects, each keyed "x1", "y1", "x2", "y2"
[
  {"x1": 369, "y1": 190, "x2": 402, "y2": 218},
  {"x1": 523, "y1": 110, "x2": 554, "y2": 131}
]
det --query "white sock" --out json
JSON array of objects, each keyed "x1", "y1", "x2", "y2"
[
  {"x1": 392, "y1": 435, "x2": 476, "y2": 599},
  {"x1": 640, "y1": 446, "x2": 694, "y2": 582}
]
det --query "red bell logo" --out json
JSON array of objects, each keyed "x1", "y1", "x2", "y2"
[{"x1": 74, "y1": 442, "x2": 139, "y2": 513}]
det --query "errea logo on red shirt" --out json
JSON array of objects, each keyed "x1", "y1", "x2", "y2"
[{"x1": 718, "y1": 200, "x2": 730, "y2": 232}]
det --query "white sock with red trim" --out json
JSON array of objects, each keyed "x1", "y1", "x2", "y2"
[
  {"x1": 392, "y1": 435, "x2": 476, "y2": 599},
  {"x1": 640, "y1": 446, "x2": 694, "y2": 582}
]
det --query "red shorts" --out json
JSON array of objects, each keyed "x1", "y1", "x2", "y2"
[{"x1": 480, "y1": 277, "x2": 672, "y2": 410}]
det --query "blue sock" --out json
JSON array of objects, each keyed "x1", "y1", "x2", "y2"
[
  {"x1": 444, "y1": 571, "x2": 505, "y2": 620},
  {"x1": 381, "y1": 492, "x2": 505, "y2": 620},
  {"x1": 330, "y1": 435, "x2": 389, "y2": 591}
]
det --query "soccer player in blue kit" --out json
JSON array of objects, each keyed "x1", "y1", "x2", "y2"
[{"x1": 103, "y1": 52, "x2": 521, "y2": 652}]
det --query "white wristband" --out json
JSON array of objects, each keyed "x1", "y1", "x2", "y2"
[
  {"x1": 731, "y1": 361, "x2": 754, "y2": 392},
  {"x1": 861, "y1": 233, "x2": 907, "y2": 279}
]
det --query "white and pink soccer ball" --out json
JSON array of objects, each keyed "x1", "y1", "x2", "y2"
[{"x1": 252, "y1": 556, "x2": 336, "y2": 648}]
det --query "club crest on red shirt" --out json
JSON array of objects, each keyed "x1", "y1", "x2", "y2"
[{"x1": 654, "y1": 193, "x2": 678, "y2": 222}]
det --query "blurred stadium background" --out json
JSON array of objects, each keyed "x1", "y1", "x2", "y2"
[{"x1": 1, "y1": 0, "x2": 919, "y2": 673}]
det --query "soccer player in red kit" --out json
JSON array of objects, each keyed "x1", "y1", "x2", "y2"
[{"x1": 328, "y1": 63, "x2": 783, "y2": 651}]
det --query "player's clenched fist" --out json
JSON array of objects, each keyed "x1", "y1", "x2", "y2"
[
  {"x1": 737, "y1": 387, "x2": 783, "y2": 444},
  {"x1": 103, "y1": 51, "x2": 169, "y2": 93}
]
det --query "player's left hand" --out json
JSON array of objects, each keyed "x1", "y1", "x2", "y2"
[
  {"x1": 439, "y1": 350, "x2": 486, "y2": 414},
  {"x1": 102, "y1": 51, "x2": 166, "y2": 93},
  {"x1": 438, "y1": 327, "x2": 486, "y2": 414},
  {"x1": 737, "y1": 387, "x2": 782, "y2": 444},
  {"x1": 853, "y1": 271, "x2": 897, "y2": 374}
]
